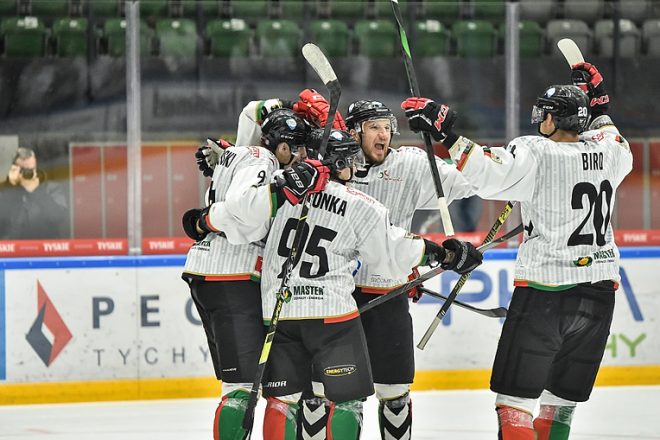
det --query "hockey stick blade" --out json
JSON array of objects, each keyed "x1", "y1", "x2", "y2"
[
  {"x1": 557, "y1": 38, "x2": 584, "y2": 67},
  {"x1": 303, "y1": 43, "x2": 340, "y2": 157},
  {"x1": 358, "y1": 222, "x2": 523, "y2": 315},
  {"x1": 391, "y1": 0, "x2": 454, "y2": 236},
  {"x1": 416, "y1": 204, "x2": 519, "y2": 350},
  {"x1": 303, "y1": 43, "x2": 337, "y2": 85},
  {"x1": 418, "y1": 287, "x2": 507, "y2": 318}
]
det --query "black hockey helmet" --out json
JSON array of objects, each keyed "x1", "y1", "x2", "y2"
[
  {"x1": 261, "y1": 108, "x2": 311, "y2": 153},
  {"x1": 345, "y1": 100, "x2": 399, "y2": 135},
  {"x1": 309, "y1": 128, "x2": 364, "y2": 173},
  {"x1": 531, "y1": 85, "x2": 590, "y2": 133}
]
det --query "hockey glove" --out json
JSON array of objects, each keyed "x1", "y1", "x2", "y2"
[
  {"x1": 441, "y1": 239, "x2": 483, "y2": 275},
  {"x1": 182, "y1": 206, "x2": 218, "y2": 241},
  {"x1": 274, "y1": 160, "x2": 331, "y2": 205},
  {"x1": 571, "y1": 62, "x2": 609, "y2": 118},
  {"x1": 182, "y1": 208, "x2": 206, "y2": 241},
  {"x1": 195, "y1": 138, "x2": 232, "y2": 177},
  {"x1": 401, "y1": 97, "x2": 457, "y2": 143},
  {"x1": 293, "y1": 88, "x2": 347, "y2": 130}
]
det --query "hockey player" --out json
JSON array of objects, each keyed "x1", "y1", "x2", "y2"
[
  {"x1": 216, "y1": 128, "x2": 483, "y2": 439},
  {"x1": 181, "y1": 107, "x2": 313, "y2": 440},
  {"x1": 341, "y1": 100, "x2": 474, "y2": 440},
  {"x1": 401, "y1": 62, "x2": 632, "y2": 440}
]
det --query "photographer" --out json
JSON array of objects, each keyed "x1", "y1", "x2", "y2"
[{"x1": 0, "y1": 147, "x2": 68, "y2": 239}]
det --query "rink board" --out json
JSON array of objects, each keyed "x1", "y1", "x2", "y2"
[{"x1": 0, "y1": 249, "x2": 659, "y2": 404}]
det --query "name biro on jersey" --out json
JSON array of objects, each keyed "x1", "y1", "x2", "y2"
[
  {"x1": 582, "y1": 152, "x2": 604, "y2": 170},
  {"x1": 310, "y1": 192, "x2": 347, "y2": 217}
]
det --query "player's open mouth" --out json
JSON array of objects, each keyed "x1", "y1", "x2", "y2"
[{"x1": 374, "y1": 143, "x2": 385, "y2": 152}]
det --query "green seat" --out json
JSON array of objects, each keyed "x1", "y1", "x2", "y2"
[
  {"x1": 156, "y1": 18, "x2": 197, "y2": 58},
  {"x1": 104, "y1": 18, "x2": 152, "y2": 57},
  {"x1": 310, "y1": 19, "x2": 350, "y2": 57},
  {"x1": 53, "y1": 17, "x2": 88, "y2": 57},
  {"x1": 472, "y1": 0, "x2": 505, "y2": 21},
  {"x1": 206, "y1": 18, "x2": 251, "y2": 57},
  {"x1": 374, "y1": 0, "x2": 407, "y2": 17},
  {"x1": 354, "y1": 19, "x2": 398, "y2": 57},
  {"x1": 0, "y1": 0, "x2": 18, "y2": 16},
  {"x1": 256, "y1": 19, "x2": 301, "y2": 57},
  {"x1": 498, "y1": 20, "x2": 543, "y2": 57},
  {"x1": 518, "y1": 20, "x2": 543, "y2": 58},
  {"x1": 182, "y1": 0, "x2": 218, "y2": 17},
  {"x1": 280, "y1": 1, "x2": 305, "y2": 18},
  {"x1": 1, "y1": 16, "x2": 46, "y2": 57},
  {"x1": 140, "y1": 0, "x2": 168, "y2": 17},
  {"x1": 453, "y1": 20, "x2": 497, "y2": 57},
  {"x1": 424, "y1": 0, "x2": 461, "y2": 22},
  {"x1": 414, "y1": 19, "x2": 450, "y2": 56},
  {"x1": 231, "y1": 0, "x2": 268, "y2": 19},
  {"x1": 89, "y1": 0, "x2": 120, "y2": 17},
  {"x1": 329, "y1": 0, "x2": 364, "y2": 19},
  {"x1": 30, "y1": 0, "x2": 69, "y2": 16}
]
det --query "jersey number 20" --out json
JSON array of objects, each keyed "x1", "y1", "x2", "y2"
[
  {"x1": 568, "y1": 180, "x2": 613, "y2": 247},
  {"x1": 277, "y1": 218, "x2": 338, "y2": 279}
]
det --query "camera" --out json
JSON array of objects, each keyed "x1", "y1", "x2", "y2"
[{"x1": 20, "y1": 167, "x2": 35, "y2": 179}]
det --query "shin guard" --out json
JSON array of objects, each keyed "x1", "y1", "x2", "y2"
[
  {"x1": 327, "y1": 399, "x2": 363, "y2": 440},
  {"x1": 496, "y1": 405, "x2": 534, "y2": 440},
  {"x1": 264, "y1": 397, "x2": 299, "y2": 440},
  {"x1": 378, "y1": 393, "x2": 412, "y2": 440},
  {"x1": 533, "y1": 405, "x2": 575, "y2": 440},
  {"x1": 214, "y1": 390, "x2": 249, "y2": 440},
  {"x1": 300, "y1": 397, "x2": 329, "y2": 440}
]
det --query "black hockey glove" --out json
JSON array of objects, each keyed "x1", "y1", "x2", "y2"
[
  {"x1": 195, "y1": 138, "x2": 232, "y2": 177},
  {"x1": 273, "y1": 160, "x2": 331, "y2": 205},
  {"x1": 571, "y1": 62, "x2": 609, "y2": 119},
  {"x1": 401, "y1": 97, "x2": 458, "y2": 144},
  {"x1": 441, "y1": 239, "x2": 483, "y2": 275},
  {"x1": 181, "y1": 206, "x2": 216, "y2": 241}
]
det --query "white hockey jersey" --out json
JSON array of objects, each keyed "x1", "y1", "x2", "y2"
[
  {"x1": 182, "y1": 145, "x2": 279, "y2": 281},
  {"x1": 219, "y1": 181, "x2": 426, "y2": 321},
  {"x1": 448, "y1": 126, "x2": 633, "y2": 287},
  {"x1": 348, "y1": 146, "x2": 473, "y2": 292}
]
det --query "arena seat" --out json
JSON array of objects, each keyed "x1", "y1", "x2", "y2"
[
  {"x1": 423, "y1": 0, "x2": 461, "y2": 23},
  {"x1": 30, "y1": 0, "x2": 69, "y2": 17},
  {"x1": 519, "y1": 0, "x2": 555, "y2": 24},
  {"x1": 140, "y1": 0, "x2": 169, "y2": 17},
  {"x1": 103, "y1": 18, "x2": 152, "y2": 57},
  {"x1": 328, "y1": 0, "x2": 365, "y2": 19},
  {"x1": 256, "y1": 19, "x2": 302, "y2": 57},
  {"x1": 181, "y1": 0, "x2": 219, "y2": 18},
  {"x1": 594, "y1": 19, "x2": 641, "y2": 58},
  {"x1": 310, "y1": 19, "x2": 351, "y2": 57},
  {"x1": 546, "y1": 19, "x2": 592, "y2": 57},
  {"x1": 156, "y1": 18, "x2": 197, "y2": 58},
  {"x1": 53, "y1": 17, "x2": 88, "y2": 57},
  {"x1": 413, "y1": 19, "x2": 450, "y2": 56},
  {"x1": 472, "y1": 0, "x2": 505, "y2": 21},
  {"x1": 562, "y1": 0, "x2": 604, "y2": 25},
  {"x1": 1, "y1": 16, "x2": 46, "y2": 57},
  {"x1": 231, "y1": 0, "x2": 268, "y2": 20},
  {"x1": 453, "y1": 19, "x2": 497, "y2": 57},
  {"x1": 354, "y1": 19, "x2": 398, "y2": 57},
  {"x1": 642, "y1": 19, "x2": 660, "y2": 56},
  {"x1": 206, "y1": 18, "x2": 252, "y2": 57}
]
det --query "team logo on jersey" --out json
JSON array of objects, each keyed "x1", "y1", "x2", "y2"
[
  {"x1": 279, "y1": 288, "x2": 293, "y2": 303},
  {"x1": 483, "y1": 147, "x2": 502, "y2": 164},
  {"x1": 376, "y1": 169, "x2": 402, "y2": 182},
  {"x1": 573, "y1": 256, "x2": 593, "y2": 267},
  {"x1": 324, "y1": 365, "x2": 356, "y2": 377}
]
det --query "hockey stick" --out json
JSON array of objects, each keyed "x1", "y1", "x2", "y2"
[
  {"x1": 417, "y1": 287, "x2": 507, "y2": 318},
  {"x1": 241, "y1": 43, "x2": 340, "y2": 435},
  {"x1": 391, "y1": 0, "x2": 455, "y2": 236},
  {"x1": 358, "y1": 221, "x2": 523, "y2": 315},
  {"x1": 416, "y1": 202, "x2": 518, "y2": 349}
]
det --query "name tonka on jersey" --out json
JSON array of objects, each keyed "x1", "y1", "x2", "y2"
[{"x1": 310, "y1": 192, "x2": 347, "y2": 217}]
